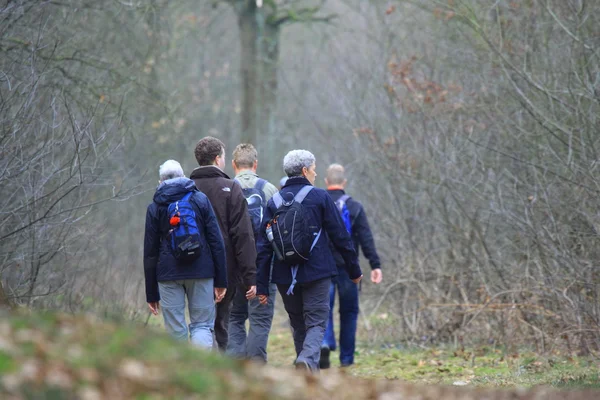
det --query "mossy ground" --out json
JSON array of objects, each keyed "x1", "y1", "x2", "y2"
[{"x1": 1, "y1": 308, "x2": 598, "y2": 400}]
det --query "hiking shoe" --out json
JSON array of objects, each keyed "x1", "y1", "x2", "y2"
[
  {"x1": 319, "y1": 346, "x2": 331, "y2": 369},
  {"x1": 294, "y1": 360, "x2": 310, "y2": 372}
]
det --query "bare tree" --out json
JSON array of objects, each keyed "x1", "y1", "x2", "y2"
[
  {"x1": 0, "y1": 0, "x2": 143, "y2": 306},
  {"x1": 222, "y1": 0, "x2": 335, "y2": 179}
]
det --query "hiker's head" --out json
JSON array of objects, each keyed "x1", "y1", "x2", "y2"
[
  {"x1": 195, "y1": 136, "x2": 226, "y2": 170},
  {"x1": 325, "y1": 163, "x2": 347, "y2": 189},
  {"x1": 232, "y1": 143, "x2": 258, "y2": 174},
  {"x1": 283, "y1": 150, "x2": 317, "y2": 185},
  {"x1": 159, "y1": 159, "x2": 185, "y2": 183}
]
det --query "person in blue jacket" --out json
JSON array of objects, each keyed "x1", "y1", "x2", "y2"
[
  {"x1": 256, "y1": 150, "x2": 363, "y2": 372},
  {"x1": 144, "y1": 160, "x2": 227, "y2": 349},
  {"x1": 320, "y1": 163, "x2": 383, "y2": 369}
]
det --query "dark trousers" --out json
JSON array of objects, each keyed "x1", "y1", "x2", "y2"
[
  {"x1": 322, "y1": 266, "x2": 359, "y2": 365},
  {"x1": 278, "y1": 277, "x2": 331, "y2": 371},
  {"x1": 214, "y1": 284, "x2": 237, "y2": 351}
]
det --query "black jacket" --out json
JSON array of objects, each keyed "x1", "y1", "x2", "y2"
[
  {"x1": 190, "y1": 166, "x2": 257, "y2": 288},
  {"x1": 256, "y1": 177, "x2": 362, "y2": 296},
  {"x1": 143, "y1": 177, "x2": 227, "y2": 302},
  {"x1": 327, "y1": 189, "x2": 381, "y2": 270}
]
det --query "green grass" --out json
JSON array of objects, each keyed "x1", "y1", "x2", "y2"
[{"x1": 267, "y1": 316, "x2": 600, "y2": 389}]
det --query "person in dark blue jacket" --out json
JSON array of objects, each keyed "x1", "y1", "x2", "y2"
[
  {"x1": 256, "y1": 150, "x2": 363, "y2": 372},
  {"x1": 144, "y1": 160, "x2": 227, "y2": 349},
  {"x1": 320, "y1": 163, "x2": 383, "y2": 369}
]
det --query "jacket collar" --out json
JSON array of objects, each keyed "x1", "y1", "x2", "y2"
[
  {"x1": 327, "y1": 188, "x2": 346, "y2": 195},
  {"x1": 234, "y1": 169, "x2": 258, "y2": 179},
  {"x1": 282, "y1": 176, "x2": 312, "y2": 189},
  {"x1": 190, "y1": 165, "x2": 230, "y2": 180}
]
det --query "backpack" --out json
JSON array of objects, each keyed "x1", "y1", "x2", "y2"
[
  {"x1": 270, "y1": 186, "x2": 322, "y2": 295},
  {"x1": 235, "y1": 178, "x2": 267, "y2": 237},
  {"x1": 330, "y1": 194, "x2": 354, "y2": 267},
  {"x1": 166, "y1": 192, "x2": 202, "y2": 262},
  {"x1": 336, "y1": 194, "x2": 352, "y2": 235},
  {"x1": 270, "y1": 186, "x2": 322, "y2": 265}
]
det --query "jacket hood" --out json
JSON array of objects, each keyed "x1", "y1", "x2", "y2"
[
  {"x1": 190, "y1": 166, "x2": 230, "y2": 180},
  {"x1": 153, "y1": 177, "x2": 197, "y2": 205}
]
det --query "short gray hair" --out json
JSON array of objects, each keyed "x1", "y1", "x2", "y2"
[
  {"x1": 159, "y1": 159, "x2": 185, "y2": 181},
  {"x1": 326, "y1": 163, "x2": 345, "y2": 185},
  {"x1": 283, "y1": 150, "x2": 315, "y2": 177}
]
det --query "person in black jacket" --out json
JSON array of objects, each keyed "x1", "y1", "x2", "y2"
[
  {"x1": 320, "y1": 163, "x2": 383, "y2": 368},
  {"x1": 144, "y1": 160, "x2": 227, "y2": 349},
  {"x1": 256, "y1": 150, "x2": 363, "y2": 372},
  {"x1": 190, "y1": 137, "x2": 257, "y2": 352}
]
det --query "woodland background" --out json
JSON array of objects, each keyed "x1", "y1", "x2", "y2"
[{"x1": 1, "y1": 0, "x2": 599, "y2": 355}]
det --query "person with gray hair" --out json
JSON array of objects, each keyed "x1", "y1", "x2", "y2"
[
  {"x1": 282, "y1": 149, "x2": 316, "y2": 178},
  {"x1": 256, "y1": 150, "x2": 363, "y2": 372},
  {"x1": 158, "y1": 159, "x2": 185, "y2": 181},
  {"x1": 144, "y1": 159, "x2": 228, "y2": 349}
]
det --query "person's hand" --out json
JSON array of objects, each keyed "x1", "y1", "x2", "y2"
[
  {"x1": 351, "y1": 275, "x2": 363, "y2": 284},
  {"x1": 246, "y1": 285, "x2": 257, "y2": 300},
  {"x1": 258, "y1": 294, "x2": 268, "y2": 305},
  {"x1": 214, "y1": 287, "x2": 227, "y2": 303},
  {"x1": 371, "y1": 269, "x2": 383, "y2": 284},
  {"x1": 148, "y1": 302, "x2": 160, "y2": 315}
]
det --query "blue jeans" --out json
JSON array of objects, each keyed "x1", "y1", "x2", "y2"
[
  {"x1": 158, "y1": 279, "x2": 215, "y2": 350},
  {"x1": 279, "y1": 277, "x2": 331, "y2": 371},
  {"x1": 322, "y1": 267, "x2": 359, "y2": 365},
  {"x1": 226, "y1": 283, "x2": 277, "y2": 362}
]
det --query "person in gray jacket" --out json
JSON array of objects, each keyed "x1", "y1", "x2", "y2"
[{"x1": 227, "y1": 143, "x2": 278, "y2": 363}]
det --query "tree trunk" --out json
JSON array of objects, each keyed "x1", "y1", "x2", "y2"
[
  {"x1": 237, "y1": 3, "x2": 281, "y2": 181},
  {"x1": 0, "y1": 279, "x2": 11, "y2": 309}
]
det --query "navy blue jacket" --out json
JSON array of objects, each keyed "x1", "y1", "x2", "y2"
[
  {"x1": 256, "y1": 177, "x2": 362, "y2": 296},
  {"x1": 328, "y1": 189, "x2": 381, "y2": 271},
  {"x1": 143, "y1": 177, "x2": 227, "y2": 302}
]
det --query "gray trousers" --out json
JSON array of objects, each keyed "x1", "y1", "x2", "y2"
[
  {"x1": 226, "y1": 283, "x2": 277, "y2": 362},
  {"x1": 278, "y1": 277, "x2": 331, "y2": 371},
  {"x1": 158, "y1": 279, "x2": 215, "y2": 350}
]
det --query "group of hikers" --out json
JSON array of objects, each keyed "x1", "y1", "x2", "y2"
[{"x1": 143, "y1": 136, "x2": 383, "y2": 372}]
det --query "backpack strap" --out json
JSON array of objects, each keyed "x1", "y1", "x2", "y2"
[
  {"x1": 338, "y1": 194, "x2": 350, "y2": 205},
  {"x1": 181, "y1": 192, "x2": 193, "y2": 202},
  {"x1": 293, "y1": 185, "x2": 314, "y2": 204},
  {"x1": 273, "y1": 185, "x2": 314, "y2": 209},
  {"x1": 254, "y1": 178, "x2": 267, "y2": 192},
  {"x1": 273, "y1": 191, "x2": 283, "y2": 208}
]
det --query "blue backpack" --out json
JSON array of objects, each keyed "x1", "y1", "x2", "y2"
[
  {"x1": 166, "y1": 192, "x2": 202, "y2": 262},
  {"x1": 235, "y1": 178, "x2": 267, "y2": 238},
  {"x1": 335, "y1": 194, "x2": 352, "y2": 235}
]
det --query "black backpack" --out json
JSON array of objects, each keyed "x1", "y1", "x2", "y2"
[
  {"x1": 270, "y1": 186, "x2": 321, "y2": 266},
  {"x1": 235, "y1": 178, "x2": 267, "y2": 238}
]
